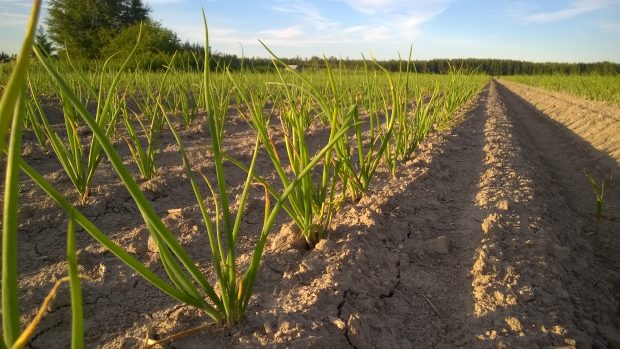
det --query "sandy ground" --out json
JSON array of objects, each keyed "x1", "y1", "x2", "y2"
[
  {"x1": 498, "y1": 79, "x2": 620, "y2": 165},
  {"x1": 9, "y1": 79, "x2": 620, "y2": 348}
]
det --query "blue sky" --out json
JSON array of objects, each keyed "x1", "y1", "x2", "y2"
[{"x1": 1, "y1": 0, "x2": 619, "y2": 62}]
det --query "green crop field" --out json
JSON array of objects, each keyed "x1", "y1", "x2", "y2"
[
  {"x1": 4, "y1": 0, "x2": 620, "y2": 347},
  {"x1": 501, "y1": 75, "x2": 620, "y2": 105},
  {"x1": 0, "y1": 3, "x2": 491, "y2": 346}
]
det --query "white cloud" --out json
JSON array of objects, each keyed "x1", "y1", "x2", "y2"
[
  {"x1": 341, "y1": 0, "x2": 401, "y2": 15},
  {"x1": 271, "y1": 0, "x2": 338, "y2": 30},
  {"x1": 0, "y1": 0, "x2": 31, "y2": 26},
  {"x1": 144, "y1": 0, "x2": 186, "y2": 5},
  {"x1": 269, "y1": 0, "x2": 450, "y2": 45},
  {"x1": 0, "y1": 0, "x2": 30, "y2": 3},
  {"x1": 217, "y1": 0, "x2": 452, "y2": 53},
  {"x1": 341, "y1": 0, "x2": 451, "y2": 39},
  {"x1": 598, "y1": 19, "x2": 620, "y2": 32},
  {"x1": 172, "y1": 24, "x2": 251, "y2": 46},
  {"x1": 396, "y1": 5, "x2": 448, "y2": 38},
  {"x1": 163, "y1": 0, "x2": 451, "y2": 58},
  {"x1": 341, "y1": 0, "x2": 448, "y2": 16},
  {"x1": 520, "y1": 0, "x2": 615, "y2": 23},
  {"x1": 0, "y1": 12, "x2": 28, "y2": 26},
  {"x1": 340, "y1": 25, "x2": 391, "y2": 41},
  {"x1": 257, "y1": 26, "x2": 304, "y2": 40}
]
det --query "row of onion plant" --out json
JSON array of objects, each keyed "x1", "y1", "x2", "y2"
[{"x1": 2, "y1": 3, "x2": 487, "y2": 347}]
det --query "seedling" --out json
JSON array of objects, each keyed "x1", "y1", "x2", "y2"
[{"x1": 585, "y1": 172, "x2": 605, "y2": 221}]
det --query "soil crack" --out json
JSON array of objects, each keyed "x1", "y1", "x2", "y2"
[{"x1": 336, "y1": 289, "x2": 358, "y2": 349}]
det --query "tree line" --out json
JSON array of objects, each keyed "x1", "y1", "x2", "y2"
[
  {"x1": 5, "y1": 0, "x2": 618, "y2": 75},
  {"x1": 212, "y1": 56, "x2": 620, "y2": 75}
]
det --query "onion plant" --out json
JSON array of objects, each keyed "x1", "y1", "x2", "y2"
[
  {"x1": 409, "y1": 84, "x2": 440, "y2": 153},
  {"x1": 332, "y1": 57, "x2": 397, "y2": 200},
  {"x1": 34, "y1": 80, "x2": 90, "y2": 200},
  {"x1": 24, "y1": 83, "x2": 49, "y2": 152},
  {"x1": 176, "y1": 86, "x2": 199, "y2": 126},
  {"x1": 585, "y1": 172, "x2": 605, "y2": 221},
  {"x1": 121, "y1": 50, "x2": 183, "y2": 181},
  {"x1": 2, "y1": 3, "x2": 489, "y2": 346},
  {"x1": 228, "y1": 49, "x2": 356, "y2": 247},
  {"x1": 24, "y1": 9, "x2": 352, "y2": 330},
  {"x1": 391, "y1": 78, "x2": 440, "y2": 163},
  {"x1": 27, "y1": 49, "x2": 129, "y2": 202},
  {"x1": 166, "y1": 69, "x2": 202, "y2": 127},
  {"x1": 32, "y1": 15, "x2": 233, "y2": 325},
  {"x1": 122, "y1": 97, "x2": 162, "y2": 180},
  {"x1": 435, "y1": 66, "x2": 481, "y2": 129},
  {"x1": 387, "y1": 50, "x2": 420, "y2": 165},
  {"x1": 1, "y1": 1, "x2": 83, "y2": 348},
  {"x1": 1, "y1": 1, "x2": 42, "y2": 344},
  {"x1": 163, "y1": 111, "x2": 264, "y2": 325}
]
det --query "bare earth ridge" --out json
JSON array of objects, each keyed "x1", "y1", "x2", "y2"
[
  {"x1": 14, "y1": 80, "x2": 619, "y2": 348},
  {"x1": 498, "y1": 79, "x2": 620, "y2": 165}
]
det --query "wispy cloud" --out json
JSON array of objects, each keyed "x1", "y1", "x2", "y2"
[
  {"x1": 341, "y1": 0, "x2": 449, "y2": 16},
  {"x1": 0, "y1": 0, "x2": 31, "y2": 6},
  {"x1": 341, "y1": 0, "x2": 451, "y2": 39},
  {"x1": 396, "y1": 5, "x2": 449, "y2": 38},
  {"x1": 157, "y1": 0, "x2": 451, "y2": 58},
  {"x1": 0, "y1": 0, "x2": 30, "y2": 26},
  {"x1": 342, "y1": 25, "x2": 392, "y2": 42},
  {"x1": 172, "y1": 24, "x2": 250, "y2": 46},
  {"x1": 257, "y1": 26, "x2": 304, "y2": 40},
  {"x1": 0, "y1": 12, "x2": 27, "y2": 26},
  {"x1": 518, "y1": 0, "x2": 614, "y2": 23},
  {"x1": 268, "y1": 0, "x2": 451, "y2": 46},
  {"x1": 341, "y1": 0, "x2": 404, "y2": 15},
  {"x1": 271, "y1": 0, "x2": 338, "y2": 30},
  {"x1": 598, "y1": 19, "x2": 620, "y2": 32},
  {"x1": 144, "y1": 0, "x2": 187, "y2": 4}
]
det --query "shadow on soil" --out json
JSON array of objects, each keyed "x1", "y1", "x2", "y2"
[{"x1": 15, "y1": 82, "x2": 620, "y2": 347}]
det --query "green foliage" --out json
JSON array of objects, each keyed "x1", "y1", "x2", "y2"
[
  {"x1": 228, "y1": 51, "x2": 359, "y2": 247},
  {"x1": 502, "y1": 75, "x2": 620, "y2": 105},
  {"x1": 169, "y1": 56, "x2": 620, "y2": 75},
  {"x1": 7, "y1": 4, "x2": 490, "y2": 345},
  {"x1": 66, "y1": 216, "x2": 84, "y2": 349},
  {"x1": 585, "y1": 173, "x2": 605, "y2": 221},
  {"x1": 25, "y1": 13, "x2": 349, "y2": 329},
  {"x1": 122, "y1": 100, "x2": 163, "y2": 180},
  {"x1": 46, "y1": 0, "x2": 150, "y2": 58},
  {"x1": 27, "y1": 49, "x2": 126, "y2": 203},
  {"x1": 0, "y1": 52, "x2": 17, "y2": 63},
  {"x1": 102, "y1": 21, "x2": 181, "y2": 69},
  {"x1": 2, "y1": 2, "x2": 85, "y2": 348},
  {"x1": 34, "y1": 27, "x2": 54, "y2": 57},
  {"x1": 316, "y1": 58, "x2": 620, "y2": 75}
]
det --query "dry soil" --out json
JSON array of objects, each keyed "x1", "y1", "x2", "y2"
[{"x1": 11, "y1": 79, "x2": 620, "y2": 348}]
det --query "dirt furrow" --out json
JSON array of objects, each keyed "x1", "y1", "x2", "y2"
[
  {"x1": 498, "y1": 80, "x2": 620, "y2": 163},
  {"x1": 490, "y1": 80, "x2": 619, "y2": 348},
  {"x1": 463, "y1": 80, "x2": 619, "y2": 348}
]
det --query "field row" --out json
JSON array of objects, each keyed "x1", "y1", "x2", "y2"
[
  {"x1": 1, "y1": 6, "x2": 487, "y2": 347},
  {"x1": 501, "y1": 75, "x2": 620, "y2": 105}
]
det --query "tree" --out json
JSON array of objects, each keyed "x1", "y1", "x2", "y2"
[
  {"x1": 46, "y1": 0, "x2": 150, "y2": 58},
  {"x1": 101, "y1": 21, "x2": 180, "y2": 69},
  {"x1": 120, "y1": 0, "x2": 150, "y2": 25},
  {"x1": 0, "y1": 52, "x2": 16, "y2": 63},
  {"x1": 34, "y1": 27, "x2": 55, "y2": 57}
]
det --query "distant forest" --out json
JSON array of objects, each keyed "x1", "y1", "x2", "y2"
[
  {"x1": 213, "y1": 55, "x2": 620, "y2": 75},
  {"x1": 3, "y1": 49, "x2": 618, "y2": 76}
]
